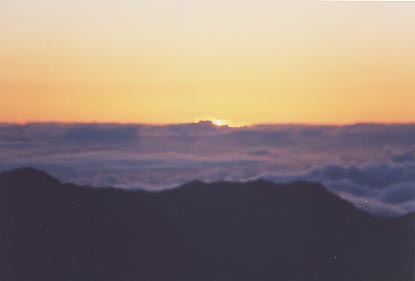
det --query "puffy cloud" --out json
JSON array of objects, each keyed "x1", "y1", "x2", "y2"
[
  {"x1": 377, "y1": 182, "x2": 415, "y2": 204},
  {"x1": 306, "y1": 163, "x2": 415, "y2": 189},
  {"x1": 294, "y1": 164, "x2": 415, "y2": 216}
]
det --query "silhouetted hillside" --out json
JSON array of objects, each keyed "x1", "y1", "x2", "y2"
[{"x1": 0, "y1": 167, "x2": 414, "y2": 281}]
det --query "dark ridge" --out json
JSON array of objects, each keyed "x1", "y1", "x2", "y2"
[
  {"x1": 0, "y1": 166, "x2": 60, "y2": 186},
  {"x1": 0, "y1": 168, "x2": 414, "y2": 281}
]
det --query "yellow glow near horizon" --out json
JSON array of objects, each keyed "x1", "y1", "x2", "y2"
[
  {"x1": 193, "y1": 116, "x2": 248, "y2": 127},
  {"x1": 0, "y1": 1, "x2": 414, "y2": 124}
]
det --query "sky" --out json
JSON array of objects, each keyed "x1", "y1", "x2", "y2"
[{"x1": 1, "y1": 0, "x2": 415, "y2": 124}]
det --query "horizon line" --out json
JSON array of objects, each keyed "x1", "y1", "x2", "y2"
[{"x1": 1, "y1": 120, "x2": 414, "y2": 127}]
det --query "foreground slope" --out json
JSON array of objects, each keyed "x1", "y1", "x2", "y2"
[{"x1": 0, "y1": 167, "x2": 414, "y2": 281}]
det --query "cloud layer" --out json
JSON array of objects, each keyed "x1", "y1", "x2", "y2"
[{"x1": 0, "y1": 122, "x2": 414, "y2": 216}]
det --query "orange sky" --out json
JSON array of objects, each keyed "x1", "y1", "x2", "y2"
[{"x1": 1, "y1": 1, "x2": 414, "y2": 124}]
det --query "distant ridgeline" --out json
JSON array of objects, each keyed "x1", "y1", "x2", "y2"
[{"x1": 0, "y1": 167, "x2": 414, "y2": 281}]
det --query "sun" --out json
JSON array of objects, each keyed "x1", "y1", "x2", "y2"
[
  {"x1": 193, "y1": 115, "x2": 247, "y2": 127},
  {"x1": 213, "y1": 119, "x2": 224, "y2": 126},
  {"x1": 194, "y1": 116, "x2": 227, "y2": 127}
]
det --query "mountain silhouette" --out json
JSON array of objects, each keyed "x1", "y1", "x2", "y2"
[{"x1": 0, "y1": 167, "x2": 414, "y2": 281}]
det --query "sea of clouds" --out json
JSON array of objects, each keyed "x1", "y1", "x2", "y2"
[{"x1": 0, "y1": 122, "x2": 414, "y2": 216}]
